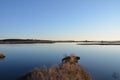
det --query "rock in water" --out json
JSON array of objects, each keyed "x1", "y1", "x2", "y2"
[
  {"x1": 62, "y1": 55, "x2": 80, "y2": 64},
  {"x1": 0, "y1": 53, "x2": 5, "y2": 59}
]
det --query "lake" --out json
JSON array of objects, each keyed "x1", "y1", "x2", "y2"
[{"x1": 0, "y1": 43, "x2": 120, "y2": 80}]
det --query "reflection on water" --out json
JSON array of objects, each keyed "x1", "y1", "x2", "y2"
[
  {"x1": 0, "y1": 43, "x2": 120, "y2": 80},
  {"x1": 0, "y1": 57, "x2": 5, "y2": 60},
  {"x1": 112, "y1": 72, "x2": 119, "y2": 80}
]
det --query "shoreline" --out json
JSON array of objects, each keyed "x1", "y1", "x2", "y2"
[{"x1": 1, "y1": 39, "x2": 120, "y2": 45}]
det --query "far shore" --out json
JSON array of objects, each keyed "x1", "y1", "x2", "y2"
[
  {"x1": 1, "y1": 39, "x2": 120, "y2": 45},
  {"x1": 0, "y1": 39, "x2": 82, "y2": 44},
  {"x1": 77, "y1": 41, "x2": 120, "y2": 45}
]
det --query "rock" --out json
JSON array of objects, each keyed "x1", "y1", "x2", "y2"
[
  {"x1": 62, "y1": 55, "x2": 80, "y2": 64},
  {"x1": 0, "y1": 53, "x2": 5, "y2": 59}
]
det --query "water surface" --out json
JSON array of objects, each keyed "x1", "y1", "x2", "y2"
[{"x1": 0, "y1": 43, "x2": 120, "y2": 80}]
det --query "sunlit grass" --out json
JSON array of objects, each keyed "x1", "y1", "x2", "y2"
[
  {"x1": 17, "y1": 55, "x2": 91, "y2": 80},
  {"x1": 17, "y1": 63, "x2": 91, "y2": 80}
]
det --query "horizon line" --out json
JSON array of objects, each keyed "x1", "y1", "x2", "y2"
[{"x1": 1, "y1": 38, "x2": 120, "y2": 41}]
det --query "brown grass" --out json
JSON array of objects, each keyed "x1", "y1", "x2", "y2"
[{"x1": 17, "y1": 63, "x2": 91, "y2": 80}]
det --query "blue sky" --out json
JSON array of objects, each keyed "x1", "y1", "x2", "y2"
[{"x1": 0, "y1": 0, "x2": 120, "y2": 40}]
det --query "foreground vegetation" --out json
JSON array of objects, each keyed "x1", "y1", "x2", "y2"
[{"x1": 17, "y1": 55, "x2": 91, "y2": 80}]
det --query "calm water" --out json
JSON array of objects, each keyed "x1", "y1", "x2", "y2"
[{"x1": 0, "y1": 43, "x2": 120, "y2": 80}]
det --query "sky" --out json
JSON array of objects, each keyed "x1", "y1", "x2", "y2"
[{"x1": 0, "y1": 0, "x2": 120, "y2": 40}]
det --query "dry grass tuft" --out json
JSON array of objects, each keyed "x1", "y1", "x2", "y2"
[
  {"x1": 17, "y1": 63, "x2": 91, "y2": 80},
  {"x1": 17, "y1": 55, "x2": 91, "y2": 80}
]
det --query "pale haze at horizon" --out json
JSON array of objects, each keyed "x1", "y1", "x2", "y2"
[{"x1": 0, "y1": 0, "x2": 120, "y2": 40}]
